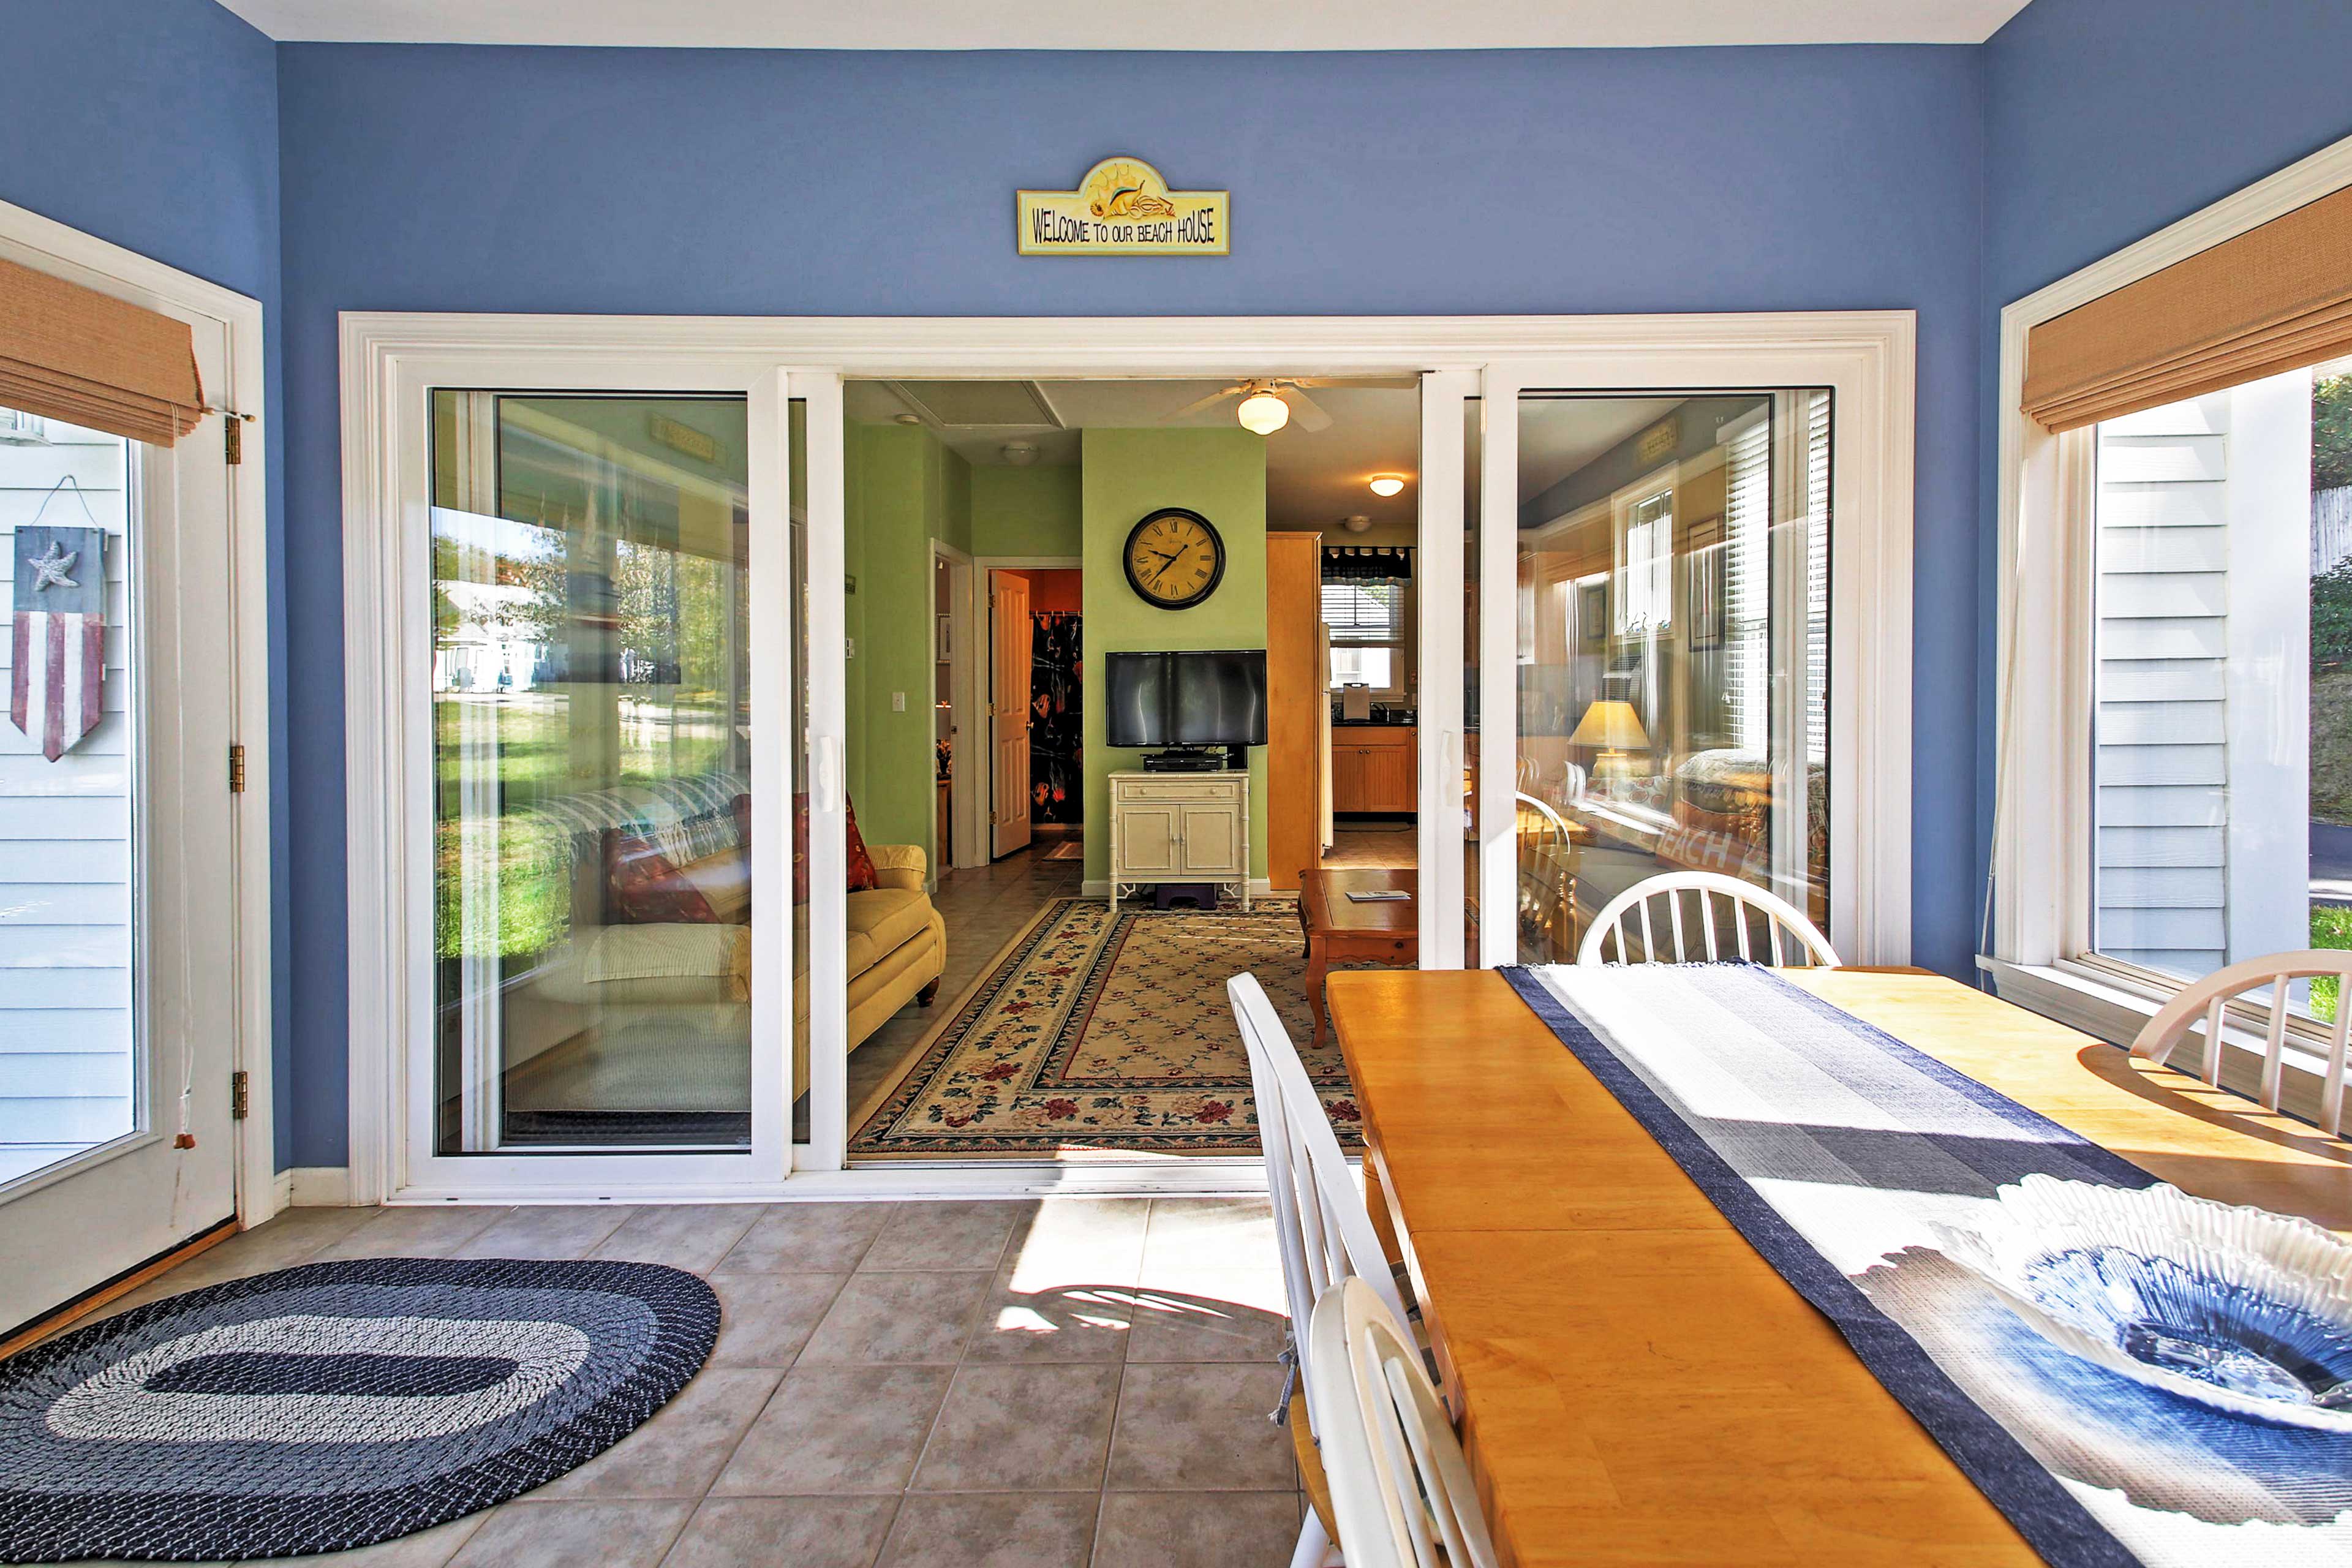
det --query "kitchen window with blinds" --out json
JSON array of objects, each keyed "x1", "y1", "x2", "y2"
[{"x1": 1322, "y1": 576, "x2": 1409, "y2": 695}]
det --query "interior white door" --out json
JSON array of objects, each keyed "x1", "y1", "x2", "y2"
[
  {"x1": 0, "y1": 314, "x2": 241, "y2": 1333},
  {"x1": 990, "y1": 570, "x2": 1033, "y2": 858}
]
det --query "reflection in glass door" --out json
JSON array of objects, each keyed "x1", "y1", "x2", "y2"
[
  {"x1": 1485, "y1": 390, "x2": 1833, "y2": 963},
  {"x1": 429, "y1": 393, "x2": 764, "y2": 1153}
]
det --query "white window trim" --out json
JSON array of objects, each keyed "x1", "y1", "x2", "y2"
[
  {"x1": 342, "y1": 310, "x2": 1914, "y2": 1203},
  {"x1": 0, "y1": 198, "x2": 276, "y2": 1230},
  {"x1": 1987, "y1": 127, "x2": 2352, "y2": 1055}
]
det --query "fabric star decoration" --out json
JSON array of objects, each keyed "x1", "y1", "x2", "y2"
[{"x1": 27, "y1": 541, "x2": 78, "y2": 592}]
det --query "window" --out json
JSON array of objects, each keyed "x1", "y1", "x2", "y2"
[
  {"x1": 2086, "y1": 361, "x2": 2350, "y2": 1017},
  {"x1": 1324, "y1": 576, "x2": 1409, "y2": 695},
  {"x1": 1992, "y1": 141, "x2": 2352, "y2": 1115},
  {"x1": 1616, "y1": 490, "x2": 1673, "y2": 635}
]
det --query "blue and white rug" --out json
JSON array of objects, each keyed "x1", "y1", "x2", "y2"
[{"x1": 0, "y1": 1257, "x2": 718, "y2": 1562}]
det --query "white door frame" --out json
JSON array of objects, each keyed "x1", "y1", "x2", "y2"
[
  {"x1": 974, "y1": 553, "x2": 1080, "y2": 864},
  {"x1": 1454, "y1": 340, "x2": 1913, "y2": 968},
  {"x1": 341, "y1": 311, "x2": 1912, "y2": 1204},
  {"x1": 0, "y1": 199, "x2": 274, "y2": 1256}
]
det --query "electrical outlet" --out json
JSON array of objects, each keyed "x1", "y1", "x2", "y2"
[
  {"x1": 846, "y1": 636, "x2": 856, "y2": 658},
  {"x1": 892, "y1": 692, "x2": 907, "y2": 712}
]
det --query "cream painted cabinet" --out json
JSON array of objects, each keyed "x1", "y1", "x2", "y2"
[{"x1": 1107, "y1": 770, "x2": 1251, "y2": 913}]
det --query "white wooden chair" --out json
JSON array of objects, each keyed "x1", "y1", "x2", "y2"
[
  {"x1": 2129, "y1": 949, "x2": 2352, "y2": 1134},
  {"x1": 1576, "y1": 869, "x2": 1840, "y2": 968},
  {"x1": 1306, "y1": 1276, "x2": 1500, "y2": 1568},
  {"x1": 1515, "y1": 792, "x2": 1578, "y2": 963},
  {"x1": 1230, "y1": 973, "x2": 1415, "y2": 1568}
]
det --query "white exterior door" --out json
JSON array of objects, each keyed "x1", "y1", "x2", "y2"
[{"x1": 0, "y1": 312, "x2": 244, "y2": 1332}]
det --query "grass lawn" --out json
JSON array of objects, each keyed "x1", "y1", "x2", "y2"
[
  {"x1": 433, "y1": 689, "x2": 737, "y2": 962},
  {"x1": 2311, "y1": 905, "x2": 2352, "y2": 1022}
]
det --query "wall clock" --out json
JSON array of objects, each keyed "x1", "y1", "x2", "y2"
[{"x1": 1123, "y1": 507, "x2": 1226, "y2": 609}]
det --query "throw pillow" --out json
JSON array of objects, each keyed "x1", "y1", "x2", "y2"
[{"x1": 604, "y1": 829, "x2": 720, "y2": 925}]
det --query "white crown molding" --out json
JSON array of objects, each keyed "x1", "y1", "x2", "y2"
[{"x1": 221, "y1": 0, "x2": 2030, "y2": 49}]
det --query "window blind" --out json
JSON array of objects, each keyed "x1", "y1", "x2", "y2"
[
  {"x1": 1722, "y1": 419, "x2": 1771, "y2": 750},
  {"x1": 2022, "y1": 182, "x2": 2352, "y2": 432},
  {"x1": 1806, "y1": 391, "x2": 1831, "y2": 767},
  {"x1": 1321, "y1": 579, "x2": 1404, "y2": 644},
  {"x1": 0, "y1": 256, "x2": 206, "y2": 447}
]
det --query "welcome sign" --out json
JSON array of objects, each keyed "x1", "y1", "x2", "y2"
[{"x1": 1018, "y1": 157, "x2": 1229, "y2": 257}]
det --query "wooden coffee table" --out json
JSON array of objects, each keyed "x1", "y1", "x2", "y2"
[{"x1": 1298, "y1": 867, "x2": 1417, "y2": 1049}]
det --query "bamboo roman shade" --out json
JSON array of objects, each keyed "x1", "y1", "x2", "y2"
[
  {"x1": 0, "y1": 256, "x2": 205, "y2": 446},
  {"x1": 2022, "y1": 184, "x2": 2352, "y2": 432}
]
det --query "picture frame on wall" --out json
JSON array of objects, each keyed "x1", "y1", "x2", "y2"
[
  {"x1": 1576, "y1": 579, "x2": 1608, "y2": 649},
  {"x1": 935, "y1": 614, "x2": 952, "y2": 660}
]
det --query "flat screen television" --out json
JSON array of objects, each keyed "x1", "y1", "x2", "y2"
[{"x1": 1104, "y1": 649, "x2": 1268, "y2": 748}]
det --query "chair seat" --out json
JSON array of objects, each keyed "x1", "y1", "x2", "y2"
[{"x1": 846, "y1": 886, "x2": 932, "y2": 972}]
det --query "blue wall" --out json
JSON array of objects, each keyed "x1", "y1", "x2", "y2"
[
  {"x1": 272, "y1": 42, "x2": 1988, "y2": 1165},
  {"x1": 1975, "y1": 0, "x2": 2352, "y2": 929},
  {"x1": 0, "y1": 0, "x2": 291, "y2": 1167}
]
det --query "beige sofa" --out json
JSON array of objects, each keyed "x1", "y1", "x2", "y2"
[{"x1": 497, "y1": 782, "x2": 946, "y2": 1121}]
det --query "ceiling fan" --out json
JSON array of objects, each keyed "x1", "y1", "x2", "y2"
[{"x1": 1163, "y1": 376, "x2": 1416, "y2": 435}]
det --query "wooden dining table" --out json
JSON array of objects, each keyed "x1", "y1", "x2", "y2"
[{"x1": 1327, "y1": 966, "x2": 2352, "y2": 1568}]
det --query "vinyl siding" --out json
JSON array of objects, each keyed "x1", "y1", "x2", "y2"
[
  {"x1": 0, "y1": 417, "x2": 134, "y2": 1181},
  {"x1": 2094, "y1": 396, "x2": 2230, "y2": 976}
]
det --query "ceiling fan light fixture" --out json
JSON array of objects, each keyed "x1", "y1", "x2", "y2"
[
  {"x1": 1368, "y1": 473, "x2": 1407, "y2": 497},
  {"x1": 1237, "y1": 389, "x2": 1291, "y2": 435}
]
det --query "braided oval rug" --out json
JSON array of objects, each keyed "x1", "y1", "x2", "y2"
[{"x1": 0, "y1": 1257, "x2": 717, "y2": 1563}]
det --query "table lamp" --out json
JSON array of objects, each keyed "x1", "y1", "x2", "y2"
[{"x1": 1568, "y1": 699, "x2": 1650, "y2": 781}]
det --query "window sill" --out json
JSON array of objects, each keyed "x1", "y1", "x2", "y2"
[{"x1": 1978, "y1": 954, "x2": 2337, "y2": 1128}]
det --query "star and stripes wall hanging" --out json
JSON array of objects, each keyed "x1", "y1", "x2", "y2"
[{"x1": 10, "y1": 524, "x2": 107, "y2": 761}]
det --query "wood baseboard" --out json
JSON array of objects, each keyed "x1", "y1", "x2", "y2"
[{"x1": 0, "y1": 1217, "x2": 239, "y2": 1361}]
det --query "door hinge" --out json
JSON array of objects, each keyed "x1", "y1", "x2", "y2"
[
  {"x1": 224, "y1": 417, "x2": 243, "y2": 465},
  {"x1": 230, "y1": 1071, "x2": 249, "y2": 1121},
  {"x1": 228, "y1": 742, "x2": 247, "y2": 794}
]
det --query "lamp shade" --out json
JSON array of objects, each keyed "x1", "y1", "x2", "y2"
[
  {"x1": 1568, "y1": 699, "x2": 1650, "y2": 751},
  {"x1": 1237, "y1": 390, "x2": 1290, "y2": 435}
]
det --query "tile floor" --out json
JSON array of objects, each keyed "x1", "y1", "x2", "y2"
[{"x1": 50, "y1": 1194, "x2": 1305, "y2": 1568}]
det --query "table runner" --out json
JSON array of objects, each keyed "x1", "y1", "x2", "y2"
[{"x1": 1502, "y1": 963, "x2": 2352, "y2": 1568}]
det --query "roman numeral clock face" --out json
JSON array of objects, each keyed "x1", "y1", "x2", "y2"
[{"x1": 1123, "y1": 508, "x2": 1226, "y2": 610}]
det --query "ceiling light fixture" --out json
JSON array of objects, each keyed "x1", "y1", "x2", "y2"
[
  {"x1": 1341, "y1": 515, "x2": 1373, "y2": 534},
  {"x1": 894, "y1": 412, "x2": 922, "y2": 426},
  {"x1": 1368, "y1": 473, "x2": 1407, "y2": 497},
  {"x1": 1001, "y1": 440, "x2": 1038, "y2": 466},
  {"x1": 1236, "y1": 387, "x2": 1291, "y2": 435}
]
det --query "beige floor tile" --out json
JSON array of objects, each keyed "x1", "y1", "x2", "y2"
[
  {"x1": 662, "y1": 1496, "x2": 899, "y2": 1568},
  {"x1": 997, "y1": 1198, "x2": 1152, "y2": 1292},
  {"x1": 533, "y1": 1368, "x2": 780, "y2": 1500},
  {"x1": 862, "y1": 1200, "x2": 1033, "y2": 1271},
  {"x1": 236, "y1": 1512, "x2": 492, "y2": 1567},
  {"x1": 713, "y1": 1364, "x2": 954, "y2": 1495},
  {"x1": 963, "y1": 1270, "x2": 1136, "y2": 1365},
  {"x1": 909, "y1": 1363, "x2": 1121, "y2": 1494},
  {"x1": 587, "y1": 1205, "x2": 761, "y2": 1272},
  {"x1": 713, "y1": 1203, "x2": 890, "y2": 1274},
  {"x1": 443, "y1": 1499, "x2": 690, "y2": 1568},
  {"x1": 447, "y1": 1204, "x2": 635, "y2": 1260},
  {"x1": 1088, "y1": 1491, "x2": 1305, "y2": 1568},
  {"x1": 1121, "y1": 1268, "x2": 1291, "y2": 1364},
  {"x1": 1138, "y1": 1197, "x2": 1278, "y2": 1275},
  {"x1": 876, "y1": 1493, "x2": 1096, "y2": 1568},
  {"x1": 308, "y1": 1205, "x2": 512, "y2": 1261},
  {"x1": 706, "y1": 1270, "x2": 850, "y2": 1368},
  {"x1": 1104, "y1": 1363, "x2": 1297, "y2": 1492},
  {"x1": 796, "y1": 1270, "x2": 990, "y2": 1365}
]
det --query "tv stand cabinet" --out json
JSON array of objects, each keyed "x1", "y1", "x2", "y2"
[{"x1": 1107, "y1": 769, "x2": 1250, "y2": 914}]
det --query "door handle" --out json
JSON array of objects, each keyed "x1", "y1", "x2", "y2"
[{"x1": 817, "y1": 736, "x2": 843, "y2": 812}]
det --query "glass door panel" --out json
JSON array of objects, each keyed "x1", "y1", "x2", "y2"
[
  {"x1": 1485, "y1": 388, "x2": 1833, "y2": 963},
  {"x1": 429, "y1": 393, "x2": 757, "y2": 1153}
]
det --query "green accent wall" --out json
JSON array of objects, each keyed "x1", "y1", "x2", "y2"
[
  {"x1": 845, "y1": 423, "x2": 970, "y2": 869},
  {"x1": 972, "y1": 464, "x2": 1082, "y2": 558},
  {"x1": 1080, "y1": 428, "x2": 1268, "y2": 885}
]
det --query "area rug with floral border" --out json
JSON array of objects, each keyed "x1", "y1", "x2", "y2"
[{"x1": 849, "y1": 895, "x2": 1363, "y2": 1158}]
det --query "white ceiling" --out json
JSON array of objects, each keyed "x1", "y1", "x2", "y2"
[
  {"x1": 215, "y1": 0, "x2": 2034, "y2": 48},
  {"x1": 842, "y1": 380, "x2": 1703, "y2": 533}
]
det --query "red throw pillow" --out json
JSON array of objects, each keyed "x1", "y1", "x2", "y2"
[
  {"x1": 604, "y1": 830, "x2": 720, "y2": 924},
  {"x1": 845, "y1": 796, "x2": 878, "y2": 891}
]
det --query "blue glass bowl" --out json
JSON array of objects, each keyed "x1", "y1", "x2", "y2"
[{"x1": 1935, "y1": 1176, "x2": 2352, "y2": 1430}]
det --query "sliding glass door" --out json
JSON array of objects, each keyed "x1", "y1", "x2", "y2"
[
  {"x1": 1426, "y1": 373, "x2": 1836, "y2": 968},
  {"x1": 405, "y1": 369, "x2": 845, "y2": 1194}
]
